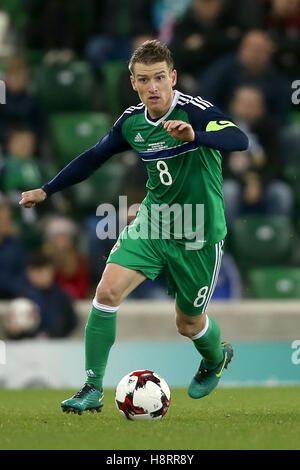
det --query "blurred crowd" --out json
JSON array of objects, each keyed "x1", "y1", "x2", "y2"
[{"x1": 0, "y1": 0, "x2": 299, "y2": 339}]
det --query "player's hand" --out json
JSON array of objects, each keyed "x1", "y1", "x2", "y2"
[
  {"x1": 162, "y1": 120, "x2": 195, "y2": 142},
  {"x1": 19, "y1": 188, "x2": 47, "y2": 208}
]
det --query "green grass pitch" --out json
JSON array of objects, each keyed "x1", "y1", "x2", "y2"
[{"x1": 0, "y1": 387, "x2": 300, "y2": 450}]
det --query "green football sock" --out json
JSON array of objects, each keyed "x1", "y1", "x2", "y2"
[
  {"x1": 85, "y1": 301, "x2": 118, "y2": 390},
  {"x1": 191, "y1": 316, "x2": 223, "y2": 370}
]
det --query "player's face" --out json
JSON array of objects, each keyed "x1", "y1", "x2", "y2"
[{"x1": 130, "y1": 61, "x2": 177, "y2": 118}]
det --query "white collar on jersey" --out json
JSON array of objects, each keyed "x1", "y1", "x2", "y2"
[{"x1": 144, "y1": 89, "x2": 180, "y2": 127}]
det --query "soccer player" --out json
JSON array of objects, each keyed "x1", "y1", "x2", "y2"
[{"x1": 19, "y1": 40, "x2": 248, "y2": 414}]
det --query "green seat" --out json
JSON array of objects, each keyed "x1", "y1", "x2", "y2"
[
  {"x1": 26, "y1": 49, "x2": 45, "y2": 65},
  {"x1": 50, "y1": 112, "x2": 111, "y2": 167},
  {"x1": 289, "y1": 111, "x2": 300, "y2": 125},
  {"x1": 72, "y1": 160, "x2": 127, "y2": 216},
  {"x1": 231, "y1": 215, "x2": 293, "y2": 270},
  {"x1": 35, "y1": 62, "x2": 95, "y2": 112},
  {"x1": 9, "y1": 206, "x2": 43, "y2": 251},
  {"x1": 249, "y1": 267, "x2": 300, "y2": 299},
  {"x1": 2, "y1": 0, "x2": 28, "y2": 30},
  {"x1": 102, "y1": 60, "x2": 128, "y2": 116}
]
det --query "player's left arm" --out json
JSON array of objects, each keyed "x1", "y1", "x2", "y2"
[{"x1": 163, "y1": 105, "x2": 248, "y2": 152}]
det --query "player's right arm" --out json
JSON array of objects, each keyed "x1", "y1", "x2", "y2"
[{"x1": 19, "y1": 123, "x2": 130, "y2": 208}]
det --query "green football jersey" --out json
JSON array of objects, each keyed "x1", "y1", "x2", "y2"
[
  {"x1": 114, "y1": 90, "x2": 230, "y2": 248},
  {"x1": 43, "y1": 89, "x2": 242, "y2": 249}
]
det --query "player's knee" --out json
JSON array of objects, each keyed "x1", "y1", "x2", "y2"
[
  {"x1": 176, "y1": 314, "x2": 207, "y2": 338},
  {"x1": 176, "y1": 319, "x2": 197, "y2": 338},
  {"x1": 95, "y1": 283, "x2": 121, "y2": 307}
]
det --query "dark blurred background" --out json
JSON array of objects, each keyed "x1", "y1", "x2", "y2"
[{"x1": 0, "y1": 0, "x2": 300, "y2": 340}]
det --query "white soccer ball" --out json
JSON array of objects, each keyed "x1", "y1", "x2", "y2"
[{"x1": 115, "y1": 369, "x2": 171, "y2": 421}]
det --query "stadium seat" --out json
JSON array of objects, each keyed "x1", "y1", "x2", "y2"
[
  {"x1": 34, "y1": 62, "x2": 95, "y2": 112},
  {"x1": 249, "y1": 267, "x2": 300, "y2": 299},
  {"x1": 50, "y1": 112, "x2": 111, "y2": 167},
  {"x1": 71, "y1": 160, "x2": 128, "y2": 216},
  {"x1": 26, "y1": 49, "x2": 45, "y2": 65},
  {"x1": 2, "y1": 0, "x2": 26, "y2": 30},
  {"x1": 10, "y1": 206, "x2": 43, "y2": 251},
  {"x1": 289, "y1": 111, "x2": 300, "y2": 125},
  {"x1": 102, "y1": 60, "x2": 128, "y2": 116},
  {"x1": 231, "y1": 215, "x2": 294, "y2": 270}
]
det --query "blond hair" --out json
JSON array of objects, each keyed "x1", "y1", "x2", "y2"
[{"x1": 129, "y1": 40, "x2": 174, "y2": 75}]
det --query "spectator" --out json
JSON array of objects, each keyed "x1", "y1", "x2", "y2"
[
  {"x1": 222, "y1": 85, "x2": 293, "y2": 225},
  {"x1": 198, "y1": 30, "x2": 291, "y2": 125},
  {"x1": 169, "y1": 0, "x2": 243, "y2": 92},
  {"x1": 250, "y1": 0, "x2": 300, "y2": 79},
  {"x1": 85, "y1": 0, "x2": 157, "y2": 74},
  {"x1": 157, "y1": 0, "x2": 193, "y2": 44},
  {"x1": 0, "y1": 57, "x2": 46, "y2": 152},
  {"x1": 0, "y1": 127, "x2": 49, "y2": 240},
  {"x1": 225, "y1": 0, "x2": 265, "y2": 31},
  {"x1": 1, "y1": 127, "x2": 44, "y2": 193},
  {"x1": 24, "y1": 252, "x2": 78, "y2": 338},
  {"x1": 0, "y1": 201, "x2": 27, "y2": 299},
  {"x1": 42, "y1": 216, "x2": 90, "y2": 299}
]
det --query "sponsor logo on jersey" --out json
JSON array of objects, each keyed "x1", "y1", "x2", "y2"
[
  {"x1": 147, "y1": 141, "x2": 168, "y2": 151},
  {"x1": 134, "y1": 132, "x2": 145, "y2": 142}
]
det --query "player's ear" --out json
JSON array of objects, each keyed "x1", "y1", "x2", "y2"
[
  {"x1": 130, "y1": 75, "x2": 137, "y2": 92},
  {"x1": 171, "y1": 69, "x2": 177, "y2": 87}
]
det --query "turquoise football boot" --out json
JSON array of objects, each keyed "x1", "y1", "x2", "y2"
[
  {"x1": 188, "y1": 342, "x2": 234, "y2": 399},
  {"x1": 61, "y1": 384, "x2": 104, "y2": 415}
]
